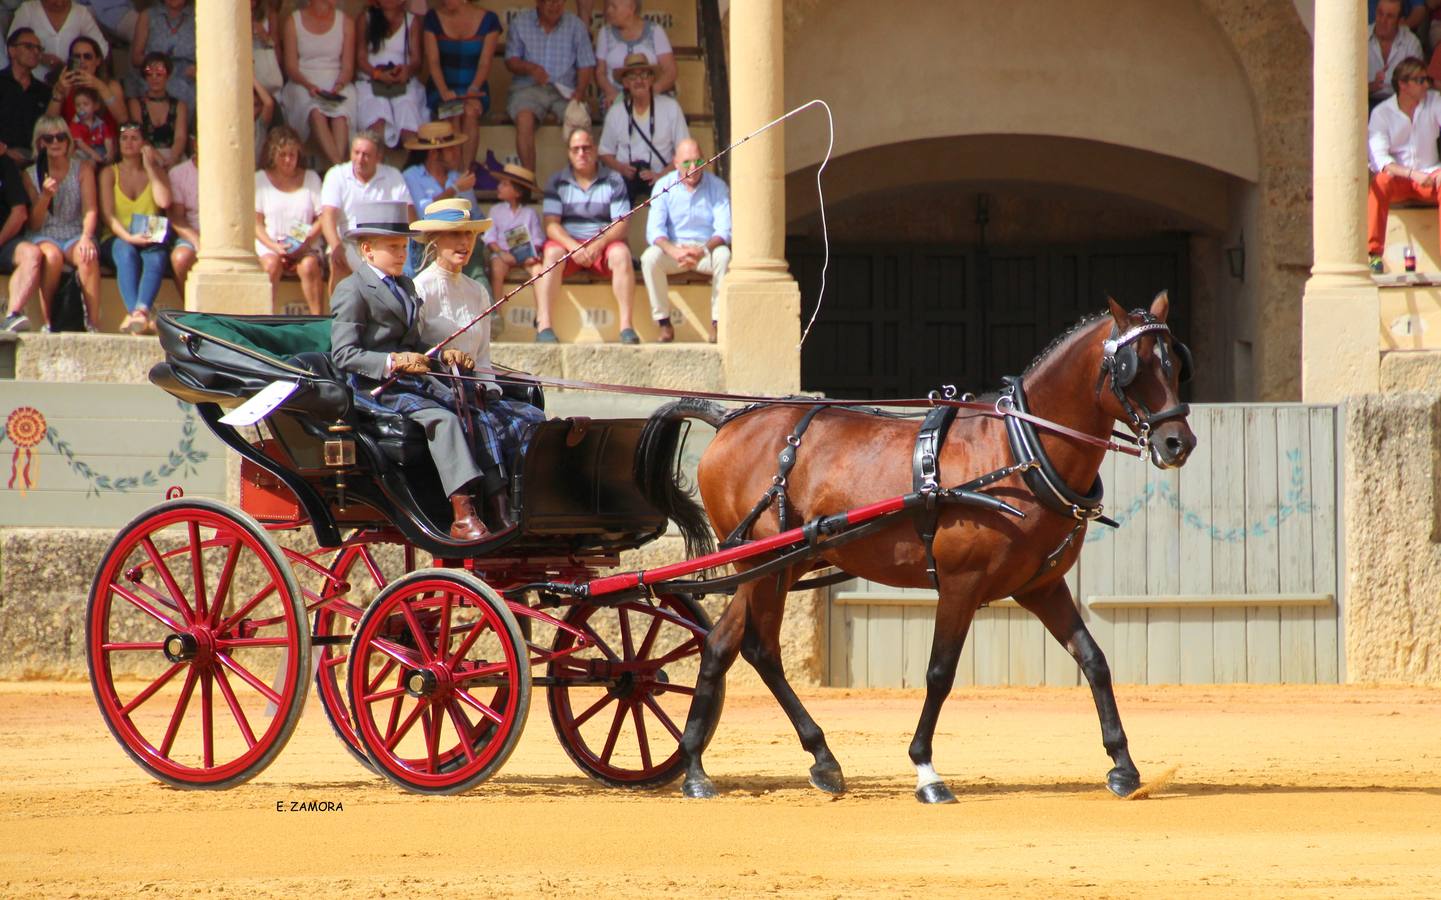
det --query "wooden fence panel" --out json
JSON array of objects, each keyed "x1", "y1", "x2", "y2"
[{"x1": 1178, "y1": 406, "x2": 1216, "y2": 683}]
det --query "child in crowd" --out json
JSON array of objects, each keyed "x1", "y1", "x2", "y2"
[
  {"x1": 67, "y1": 87, "x2": 114, "y2": 165},
  {"x1": 483, "y1": 164, "x2": 545, "y2": 310}
]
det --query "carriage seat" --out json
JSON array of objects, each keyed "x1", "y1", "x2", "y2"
[{"x1": 285, "y1": 351, "x2": 428, "y2": 467}]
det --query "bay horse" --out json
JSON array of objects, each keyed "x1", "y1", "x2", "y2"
[{"x1": 636, "y1": 294, "x2": 1196, "y2": 802}]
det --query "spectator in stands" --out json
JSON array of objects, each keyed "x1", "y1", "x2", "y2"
[
  {"x1": 1367, "y1": 57, "x2": 1441, "y2": 273},
  {"x1": 505, "y1": 0, "x2": 595, "y2": 174},
  {"x1": 252, "y1": 0, "x2": 284, "y2": 98},
  {"x1": 127, "y1": 1, "x2": 195, "y2": 111},
  {"x1": 640, "y1": 138, "x2": 727, "y2": 343},
  {"x1": 320, "y1": 128, "x2": 412, "y2": 291},
  {"x1": 422, "y1": 0, "x2": 502, "y2": 167},
  {"x1": 8, "y1": 0, "x2": 106, "y2": 83},
  {"x1": 256, "y1": 125, "x2": 327, "y2": 315},
  {"x1": 1371, "y1": 0, "x2": 1424, "y2": 105},
  {"x1": 536, "y1": 126, "x2": 635, "y2": 343},
  {"x1": 1369, "y1": 0, "x2": 1427, "y2": 33},
  {"x1": 599, "y1": 53, "x2": 686, "y2": 205},
  {"x1": 357, "y1": 0, "x2": 428, "y2": 151},
  {"x1": 401, "y1": 120, "x2": 477, "y2": 274},
  {"x1": 0, "y1": 28, "x2": 51, "y2": 166},
  {"x1": 0, "y1": 154, "x2": 40, "y2": 332},
  {"x1": 280, "y1": 0, "x2": 357, "y2": 168},
  {"x1": 22, "y1": 115, "x2": 100, "y2": 330},
  {"x1": 47, "y1": 36, "x2": 128, "y2": 132},
  {"x1": 127, "y1": 52, "x2": 187, "y2": 168},
  {"x1": 483, "y1": 163, "x2": 544, "y2": 313},
  {"x1": 80, "y1": 0, "x2": 137, "y2": 46},
  {"x1": 99, "y1": 123, "x2": 171, "y2": 335},
  {"x1": 253, "y1": 78, "x2": 276, "y2": 165},
  {"x1": 595, "y1": 0, "x2": 676, "y2": 111},
  {"x1": 167, "y1": 137, "x2": 197, "y2": 301},
  {"x1": 0, "y1": 1, "x2": 24, "y2": 65},
  {"x1": 65, "y1": 86, "x2": 111, "y2": 164}
]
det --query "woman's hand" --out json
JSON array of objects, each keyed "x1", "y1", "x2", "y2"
[
  {"x1": 453, "y1": 170, "x2": 476, "y2": 193},
  {"x1": 41, "y1": 176, "x2": 59, "y2": 197},
  {"x1": 439, "y1": 86, "x2": 457, "y2": 102},
  {"x1": 76, "y1": 236, "x2": 97, "y2": 264}
]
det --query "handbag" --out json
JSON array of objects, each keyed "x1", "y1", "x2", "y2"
[{"x1": 48, "y1": 270, "x2": 87, "y2": 332}]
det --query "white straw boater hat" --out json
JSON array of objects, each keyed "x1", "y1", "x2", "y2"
[
  {"x1": 402, "y1": 121, "x2": 467, "y2": 151},
  {"x1": 410, "y1": 198, "x2": 492, "y2": 234},
  {"x1": 345, "y1": 200, "x2": 417, "y2": 240}
]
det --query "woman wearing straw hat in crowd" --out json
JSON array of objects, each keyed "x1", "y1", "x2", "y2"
[
  {"x1": 330, "y1": 199, "x2": 510, "y2": 541},
  {"x1": 401, "y1": 119, "x2": 476, "y2": 273},
  {"x1": 413, "y1": 197, "x2": 545, "y2": 524},
  {"x1": 482, "y1": 162, "x2": 543, "y2": 314},
  {"x1": 598, "y1": 52, "x2": 687, "y2": 205}
]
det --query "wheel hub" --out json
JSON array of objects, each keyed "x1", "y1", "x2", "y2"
[
  {"x1": 404, "y1": 667, "x2": 438, "y2": 698},
  {"x1": 163, "y1": 632, "x2": 198, "y2": 663}
]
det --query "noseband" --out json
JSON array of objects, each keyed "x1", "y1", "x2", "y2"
[{"x1": 1095, "y1": 315, "x2": 1192, "y2": 449}]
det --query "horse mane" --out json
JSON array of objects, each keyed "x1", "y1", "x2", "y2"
[{"x1": 1021, "y1": 310, "x2": 1111, "y2": 376}]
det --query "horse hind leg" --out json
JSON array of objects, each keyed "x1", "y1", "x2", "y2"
[
  {"x1": 1016, "y1": 580, "x2": 1141, "y2": 797},
  {"x1": 907, "y1": 590, "x2": 978, "y2": 804},
  {"x1": 740, "y1": 573, "x2": 845, "y2": 795},
  {"x1": 680, "y1": 589, "x2": 746, "y2": 799}
]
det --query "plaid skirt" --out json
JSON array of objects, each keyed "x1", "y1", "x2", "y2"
[{"x1": 349, "y1": 373, "x2": 545, "y2": 480}]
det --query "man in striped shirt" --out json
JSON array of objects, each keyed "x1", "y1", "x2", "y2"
[{"x1": 535, "y1": 127, "x2": 638, "y2": 343}]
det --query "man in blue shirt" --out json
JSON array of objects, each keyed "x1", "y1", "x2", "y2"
[
  {"x1": 504, "y1": 0, "x2": 595, "y2": 174},
  {"x1": 640, "y1": 139, "x2": 729, "y2": 343}
]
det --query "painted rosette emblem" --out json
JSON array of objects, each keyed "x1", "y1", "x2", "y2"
[{"x1": 6, "y1": 406, "x2": 46, "y2": 491}]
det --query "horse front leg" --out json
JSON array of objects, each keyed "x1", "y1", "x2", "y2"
[
  {"x1": 908, "y1": 588, "x2": 979, "y2": 804},
  {"x1": 1015, "y1": 579, "x2": 1141, "y2": 797},
  {"x1": 740, "y1": 573, "x2": 845, "y2": 795},
  {"x1": 679, "y1": 590, "x2": 746, "y2": 798}
]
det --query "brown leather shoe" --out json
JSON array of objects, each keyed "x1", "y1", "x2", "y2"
[
  {"x1": 486, "y1": 489, "x2": 517, "y2": 532},
  {"x1": 657, "y1": 321, "x2": 675, "y2": 343},
  {"x1": 449, "y1": 493, "x2": 491, "y2": 541}
]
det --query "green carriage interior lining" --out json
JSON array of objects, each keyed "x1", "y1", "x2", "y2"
[{"x1": 173, "y1": 313, "x2": 332, "y2": 362}]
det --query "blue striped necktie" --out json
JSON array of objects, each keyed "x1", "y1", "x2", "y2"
[{"x1": 382, "y1": 275, "x2": 413, "y2": 325}]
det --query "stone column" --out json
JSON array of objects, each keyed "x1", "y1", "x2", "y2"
[
  {"x1": 186, "y1": 1, "x2": 270, "y2": 313},
  {"x1": 1301, "y1": 0, "x2": 1379, "y2": 401},
  {"x1": 721, "y1": 0, "x2": 801, "y2": 394}
]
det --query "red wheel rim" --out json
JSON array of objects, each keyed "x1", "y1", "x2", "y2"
[
  {"x1": 88, "y1": 505, "x2": 305, "y2": 785},
  {"x1": 349, "y1": 576, "x2": 525, "y2": 789},
  {"x1": 549, "y1": 596, "x2": 707, "y2": 784},
  {"x1": 312, "y1": 540, "x2": 410, "y2": 765}
]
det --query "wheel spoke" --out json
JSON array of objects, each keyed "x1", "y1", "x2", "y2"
[
  {"x1": 369, "y1": 635, "x2": 424, "y2": 669},
  {"x1": 446, "y1": 701, "x2": 477, "y2": 764},
  {"x1": 455, "y1": 688, "x2": 503, "y2": 724},
  {"x1": 365, "y1": 658, "x2": 398, "y2": 694},
  {"x1": 111, "y1": 581, "x2": 184, "y2": 632},
  {"x1": 363, "y1": 683, "x2": 409, "y2": 704},
  {"x1": 213, "y1": 666, "x2": 257, "y2": 749},
  {"x1": 219, "y1": 581, "x2": 279, "y2": 635},
  {"x1": 570, "y1": 691, "x2": 616, "y2": 729},
  {"x1": 216, "y1": 652, "x2": 283, "y2": 707},
  {"x1": 188, "y1": 521, "x2": 207, "y2": 624},
  {"x1": 634, "y1": 613, "x2": 663, "y2": 661},
  {"x1": 618, "y1": 607, "x2": 636, "y2": 661},
  {"x1": 385, "y1": 667, "x2": 405, "y2": 740},
  {"x1": 141, "y1": 536, "x2": 195, "y2": 625},
  {"x1": 321, "y1": 651, "x2": 349, "y2": 670},
  {"x1": 400, "y1": 599, "x2": 436, "y2": 664},
  {"x1": 158, "y1": 665, "x2": 199, "y2": 758},
  {"x1": 577, "y1": 622, "x2": 621, "y2": 663},
  {"x1": 119, "y1": 662, "x2": 184, "y2": 716},
  {"x1": 642, "y1": 694, "x2": 684, "y2": 741},
  {"x1": 652, "y1": 682, "x2": 695, "y2": 697},
  {"x1": 423, "y1": 704, "x2": 442, "y2": 772},
  {"x1": 446, "y1": 610, "x2": 492, "y2": 668},
  {"x1": 631, "y1": 702, "x2": 652, "y2": 770},
  {"x1": 383, "y1": 699, "x2": 426, "y2": 752},
  {"x1": 453, "y1": 660, "x2": 512, "y2": 682},
  {"x1": 358, "y1": 546, "x2": 387, "y2": 588},
  {"x1": 201, "y1": 668, "x2": 215, "y2": 769},
  {"x1": 600, "y1": 699, "x2": 628, "y2": 765},
  {"x1": 219, "y1": 636, "x2": 293, "y2": 649},
  {"x1": 649, "y1": 636, "x2": 704, "y2": 668},
  {"x1": 207, "y1": 539, "x2": 241, "y2": 628},
  {"x1": 102, "y1": 641, "x2": 166, "y2": 651}
]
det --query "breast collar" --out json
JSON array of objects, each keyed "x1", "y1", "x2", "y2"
[{"x1": 1001, "y1": 375, "x2": 1117, "y2": 528}]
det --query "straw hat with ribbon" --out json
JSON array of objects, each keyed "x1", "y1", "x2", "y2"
[
  {"x1": 491, "y1": 162, "x2": 539, "y2": 195},
  {"x1": 403, "y1": 121, "x2": 467, "y2": 152},
  {"x1": 614, "y1": 52, "x2": 657, "y2": 79},
  {"x1": 410, "y1": 198, "x2": 492, "y2": 234}
]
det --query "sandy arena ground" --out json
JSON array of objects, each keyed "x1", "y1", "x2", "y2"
[{"x1": 0, "y1": 681, "x2": 1438, "y2": 898}]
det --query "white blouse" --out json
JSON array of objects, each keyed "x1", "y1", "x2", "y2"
[{"x1": 413, "y1": 263, "x2": 497, "y2": 393}]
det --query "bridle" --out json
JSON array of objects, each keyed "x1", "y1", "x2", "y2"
[{"x1": 1095, "y1": 314, "x2": 1193, "y2": 452}]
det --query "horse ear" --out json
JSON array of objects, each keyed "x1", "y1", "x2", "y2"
[
  {"x1": 1106, "y1": 296, "x2": 1129, "y2": 327},
  {"x1": 1150, "y1": 290, "x2": 1170, "y2": 321}
]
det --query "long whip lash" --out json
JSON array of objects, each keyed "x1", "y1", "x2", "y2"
[{"x1": 371, "y1": 99, "x2": 836, "y2": 398}]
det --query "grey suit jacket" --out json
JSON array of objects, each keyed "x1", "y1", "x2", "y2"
[{"x1": 330, "y1": 264, "x2": 426, "y2": 381}]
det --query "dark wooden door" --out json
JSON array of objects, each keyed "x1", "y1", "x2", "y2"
[{"x1": 790, "y1": 238, "x2": 1188, "y2": 399}]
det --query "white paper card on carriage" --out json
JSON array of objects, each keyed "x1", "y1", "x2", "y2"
[{"x1": 219, "y1": 381, "x2": 300, "y2": 426}]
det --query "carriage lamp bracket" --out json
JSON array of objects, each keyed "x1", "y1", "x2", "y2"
[{"x1": 324, "y1": 423, "x2": 357, "y2": 468}]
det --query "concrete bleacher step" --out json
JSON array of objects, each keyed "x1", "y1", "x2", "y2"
[{"x1": 1382, "y1": 206, "x2": 1441, "y2": 275}]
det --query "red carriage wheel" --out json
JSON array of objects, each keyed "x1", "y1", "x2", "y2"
[
  {"x1": 347, "y1": 570, "x2": 530, "y2": 794},
  {"x1": 547, "y1": 593, "x2": 720, "y2": 789},
  {"x1": 311, "y1": 539, "x2": 414, "y2": 772},
  {"x1": 87, "y1": 499, "x2": 309, "y2": 789}
]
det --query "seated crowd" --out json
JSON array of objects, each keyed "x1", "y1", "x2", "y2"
[{"x1": 0, "y1": 0, "x2": 724, "y2": 345}]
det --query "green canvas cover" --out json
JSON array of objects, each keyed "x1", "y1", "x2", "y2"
[{"x1": 172, "y1": 313, "x2": 332, "y2": 363}]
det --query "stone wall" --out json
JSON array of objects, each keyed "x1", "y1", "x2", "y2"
[{"x1": 1343, "y1": 393, "x2": 1441, "y2": 683}]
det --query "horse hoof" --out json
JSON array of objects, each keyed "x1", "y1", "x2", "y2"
[
  {"x1": 808, "y1": 762, "x2": 846, "y2": 795},
  {"x1": 1107, "y1": 767, "x2": 1141, "y2": 798},
  {"x1": 915, "y1": 782, "x2": 958, "y2": 804},
  {"x1": 682, "y1": 776, "x2": 718, "y2": 799}
]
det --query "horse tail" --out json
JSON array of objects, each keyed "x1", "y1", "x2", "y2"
[{"x1": 635, "y1": 398, "x2": 725, "y2": 560}]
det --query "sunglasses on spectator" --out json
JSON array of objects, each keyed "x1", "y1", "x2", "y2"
[
  {"x1": 38, "y1": 133, "x2": 69, "y2": 145},
  {"x1": 569, "y1": 144, "x2": 595, "y2": 154},
  {"x1": 680, "y1": 160, "x2": 704, "y2": 170}
]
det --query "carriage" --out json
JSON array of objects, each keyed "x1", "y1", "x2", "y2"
[{"x1": 87, "y1": 309, "x2": 728, "y2": 795}]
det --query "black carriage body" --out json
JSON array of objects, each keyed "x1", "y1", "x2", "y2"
[{"x1": 149, "y1": 310, "x2": 668, "y2": 559}]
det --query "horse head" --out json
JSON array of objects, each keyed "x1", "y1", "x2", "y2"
[{"x1": 1096, "y1": 292, "x2": 1197, "y2": 469}]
